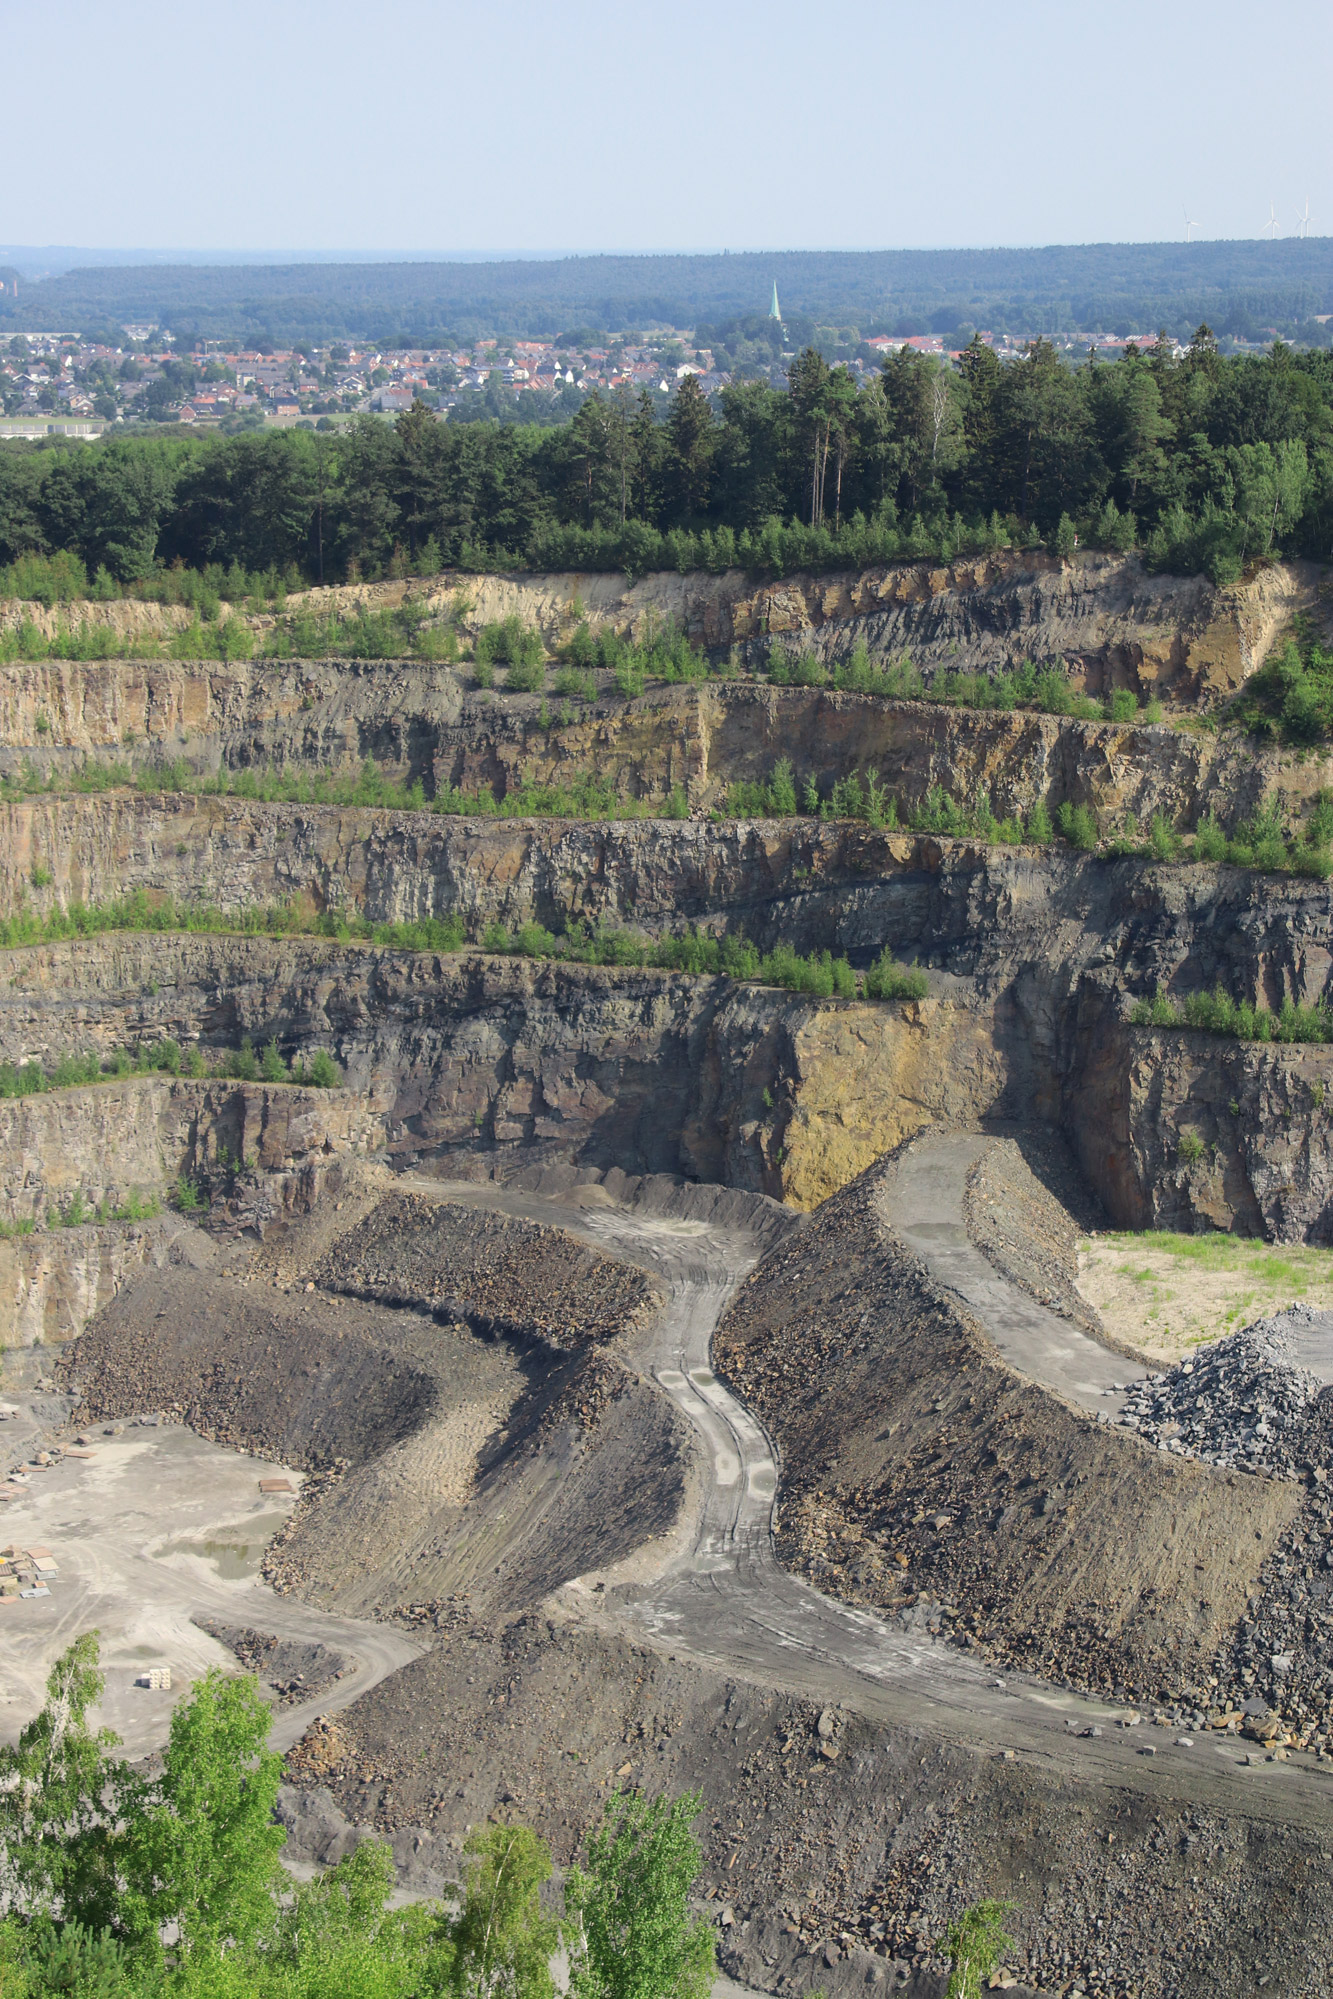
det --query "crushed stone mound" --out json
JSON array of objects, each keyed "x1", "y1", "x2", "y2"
[
  {"x1": 1115, "y1": 1306, "x2": 1333, "y2": 1477},
  {"x1": 195, "y1": 1618, "x2": 346, "y2": 1705},
  {"x1": 315, "y1": 1194, "x2": 661, "y2": 1349}
]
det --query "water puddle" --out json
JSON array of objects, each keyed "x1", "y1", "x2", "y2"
[{"x1": 153, "y1": 1512, "x2": 290, "y2": 1579}]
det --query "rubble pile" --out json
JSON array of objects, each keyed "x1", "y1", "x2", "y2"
[
  {"x1": 1114, "y1": 1307, "x2": 1333, "y2": 1478},
  {"x1": 196, "y1": 1617, "x2": 346, "y2": 1705},
  {"x1": 315, "y1": 1196, "x2": 661, "y2": 1351}
]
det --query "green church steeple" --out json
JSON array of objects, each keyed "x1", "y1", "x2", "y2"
[{"x1": 769, "y1": 282, "x2": 782, "y2": 321}]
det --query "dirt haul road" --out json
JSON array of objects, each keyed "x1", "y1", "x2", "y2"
[
  {"x1": 0, "y1": 1421, "x2": 422, "y2": 1759},
  {"x1": 423, "y1": 1165, "x2": 1333, "y2": 1843}
]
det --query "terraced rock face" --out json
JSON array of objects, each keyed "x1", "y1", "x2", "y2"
[
  {"x1": 8, "y1": 547, "x2": 1319, "y2": 706},
  {"x1": 5, "y1": 808, "x2": 1333, "y2": 1235},
  {"x1": 11, "y1": 558, "x2": 1333, "y2": 1994}
]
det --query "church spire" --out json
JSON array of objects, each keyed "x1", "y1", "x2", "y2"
[{"x1": 769, "y1": 281, "x2": 782, "y2": 321}]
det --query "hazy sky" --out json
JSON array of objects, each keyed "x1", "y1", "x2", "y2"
[{"x1": 8, "y1": 0, "x2": 1329, "y2": 253}]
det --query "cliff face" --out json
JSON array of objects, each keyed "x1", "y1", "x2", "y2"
[
  {"x1": 0, "y1": 1075, "x2": 377, "y2": 1366},
  {"x1": 0, "y1": 1071, "x2": 376, "y2": 1227},
  {"x1": 1, "y1": 552, "x2": 1324, "y2": 792},
  {"x1": 433, "y1": 681, "x2": 1332, "y2": 828},
  {"x1": 6, "y1": 552, "x2": 1318, "y2": 709},
  {"x1": 0, "y1": 935, "x2": 1011, "y2": 1211},
  {"x1": 0, "y1": 656, "x2": 463, "y2": 782},
  {"x1": 258, "y1": 550, "x2": 1324, "y2": 702},
  {"x1": 2, "y1": 898, "x2": 1332, "y2": 1236}
]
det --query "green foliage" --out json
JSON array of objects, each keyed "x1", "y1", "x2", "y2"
[
  {"x1": 118, "y1": 1671, "x2": 286, "y2": 1962},
  {"x1": 1177, "y1": 1131, "x2": 1207, "y2": 1166},
  {"x1": 0, "y1": 1639, "x2": 456, "y2": 1997},
  {"x1": 1184, "y1": 791, "x2": 1333, "y2": 876},
  {"x1": 1055, "y1": 800, "x2": 1099, "y2": 851},
  {"x1": 552, "y1": 665, "x2": 596, "y2": 701},
  {"x1": 299, "y1": 1048, "x2": 343, "y2": 1089},
  {"x1": 1, "y1": 334, "x2": 1332, "y2": 614},
  {"x1": 0, "y1": 1649, "x2": 721, "y2": 1999},
  {"x1": 1193, "y1": 813, "x2": 1228, "y2": 862},
  {"x1": 863, "y1": 953, "x2": 928, "y2": 1001},
  {"x1": 448, "y1": 1824, "x2": 562, "y2": 1999},
  {"x1": 476, "y1": 615, "x2": 545, "y2": 671},
  {"x1": 566, "y1": 1790, "x2": 713, "y2": 1999},
  {"x1": 1230, "y1": 631, "x2": 1333, "y2": 745},
  {"x1": 755, "y1": 944, "x2": 856, "y2": 999},
  {"x1": 217, "y1": 1038, "x2": 260, "y2": 1082},
  {"x1": 1131, "y1": 984, "x2": 1333, "y2": 1044},
  {"x1": 944, "y1": 1900, "x2": 1013, "y2": 1999},
  {"x1": 0, "y1": 1634, "x2": 132, "y2": 1933},
  {"x1": 0, "y1": 1039, "x2": 198, "y2": 1102}
]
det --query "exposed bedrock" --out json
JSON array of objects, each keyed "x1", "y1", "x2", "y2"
[
  {"x1": 0, "y1": 655, "x2": 463, "y2": 784},
  {"x1": 6, "y1": 872, "x2": 1333, "y2": 1233},
  {"x1": 0, "y1": 1075, "x2": 379, "y2": 1366},
  {"x1": 5, "y1": 795, "x2": 1332, "y2": 990},
  {"x1": 0, "y1": 935, "x2": 1012, "y2": 1207},
  {"x1": 431, "y1": 682, "x2": 1332, "y2": 828},
  {"x1": 345, "y1": 548, "x2": 1326, "y2": 700},
  {"x1": 3, "y1": 553, "x2": 1318, "y2": 754}
]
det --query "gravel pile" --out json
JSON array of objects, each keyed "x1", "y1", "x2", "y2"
[
  {"x1": 1114, "y1": 1307, "x2": 1333, "y2": 1477},
  {"x1": 316, "y1": 1195, "x2": 661, "y2": 1351},
  {"x1": 195, "y1": 1617, "x2": 346, "y2": 1705}
]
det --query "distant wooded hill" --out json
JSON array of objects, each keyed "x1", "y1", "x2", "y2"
[{"x1": 2, "y1": 241, "x2": 1331, "y2": 345}]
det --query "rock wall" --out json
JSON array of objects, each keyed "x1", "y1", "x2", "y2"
[
  {"x1": 5, "y1": 674, "x2": 1327, "y2": 830},
  {"x1": 239, "y1": 550, "x2": 1326, "y2": 701},
  {"x1": 0, "y1": 1076, "x2": 381, "y2": 1363},
  {"x1": 0, "y1": 935, "x2": 1015, "y2": 1211},
  {"x1": 0, "y1": 656, "x2": 463, "y2": 782},
  {"x1": 7, "y1": 551, "x2": 1320, "y2": 708},
  {"x1": 0, "y1": 1217, "x2": 177, "y2": 1378},
  {"x1": 5, "y1": 838, "x2": 1333, "y2": 1229},
  {"x1": 1070, "y1": 1012, "x2": 1333, "y2": 1243},
  {"x1": 0, "y1": 1073, "x2": 378, "y2": 1224},
  {"x1": 431, "y1": 681, "x2": 1333, "y2": 827}
]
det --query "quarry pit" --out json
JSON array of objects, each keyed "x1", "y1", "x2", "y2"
[{"x1": 6, "y1": 552, "x2": 1333, "y2": 1997}]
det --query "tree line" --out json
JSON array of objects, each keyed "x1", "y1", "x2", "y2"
[
  {"x1": 1, "y1": 330, "x2": 1330, "y2": 592},
  {"x1": 4, "y1": 239, "x2": 1330, "y2": 345},
  {"x1": 0, "y1": 1635, "x2": 1012, "y2": 1997},
  {"x1": 0, "y1": 1634, "x2": 715, "y2": 1999}
]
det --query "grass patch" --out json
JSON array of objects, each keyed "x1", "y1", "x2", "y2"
[
  {"x1": 1079, "y1": 1226, "x2": 1333, "y2": 1362},
  {"x1": 0, "y1": 1033, "x2": 341, "y2": 1096}
]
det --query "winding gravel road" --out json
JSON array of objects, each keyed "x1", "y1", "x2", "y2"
[{"x1": 433, "y1": 1158, "x2": 1333, "y2": 1838}]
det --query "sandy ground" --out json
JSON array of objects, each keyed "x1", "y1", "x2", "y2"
[
  {"x1": 1077, "y1": 1230, "x2": 1333, "y2": 1364},
  {"x1": 0, "y1": 1414, "x2": 420, "y2": 1758}
]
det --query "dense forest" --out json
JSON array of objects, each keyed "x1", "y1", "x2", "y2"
[
  {"x1": 1, "y1": 332, "x2": 1331, "y2": 591},
  {"x1": 3, "y1": 241, "x2": 1332, "y2": 347}
]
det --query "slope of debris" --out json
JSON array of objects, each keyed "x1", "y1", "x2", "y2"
[
  {"x1": 1114, "y1": 1308, "x2": 1333, "y2": 1478},
  {"x1": 314, "y1": 1195, "x2": 661, "y2": 1350},
  {"x1": 195, "y1": 1618, "x2": 347, "y2": 1705}
]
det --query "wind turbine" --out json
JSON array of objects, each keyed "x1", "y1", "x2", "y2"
[
  {"x1": 1262, "y1": 202, "x2": 1278, "y2": 238},
  {"x1": 1183, "y1": 204, "x2": 1199, "y2": 242},
  {"x1": 1295, "y1": 198, "x2": 1313, "y2": 239}
]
